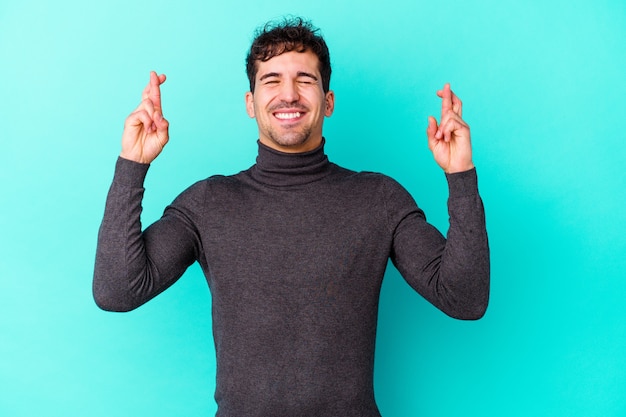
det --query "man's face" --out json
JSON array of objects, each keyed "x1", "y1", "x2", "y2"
[{"x1": 245, "y1": 50, "x2": 334, "y2": 153}]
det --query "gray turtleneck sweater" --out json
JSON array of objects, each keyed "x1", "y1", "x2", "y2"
[{"x1": 93, "y1": 141, "x2": 489, "y2": 416}]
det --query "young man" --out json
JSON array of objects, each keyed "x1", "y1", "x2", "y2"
[{"x1": 94, "y1": 17, "x2": 489, "y2": 417}]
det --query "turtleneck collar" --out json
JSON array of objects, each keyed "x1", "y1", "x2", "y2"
[{"x1": 249, "y1": 139, "x2": 333, "y2": 187}]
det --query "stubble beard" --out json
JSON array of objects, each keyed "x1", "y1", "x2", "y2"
[{"x1": 266, "y1": 124, "x2": 314, "y2": 149}]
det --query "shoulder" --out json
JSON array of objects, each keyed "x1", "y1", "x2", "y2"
[
  {"x1": 171, "y1": 173, "x2": 244, "y2": 206},
  {"x1": 349, "y1": 169, "x2": 420, "y2": 210},
  {"x1": 328, "y1": 164, "x2": 418, "y2": 209},
  {"x1": 335, "y1": 168, "x2": 424, "y2": 230},
  {"x1": 332, "y1": 165, "x2": 407, "y2": 193}
]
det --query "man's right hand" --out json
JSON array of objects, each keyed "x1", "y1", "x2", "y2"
[{"x1": 120, "y1": 71, "x2": 169, "y2": 164}]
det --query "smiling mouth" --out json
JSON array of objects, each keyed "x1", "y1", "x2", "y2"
[{"x1": 274, "y1": 111, "x2": 303, "y2": 120}]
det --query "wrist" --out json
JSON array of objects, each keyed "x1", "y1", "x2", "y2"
[
  {"x1": 445, "y1": 162, "x2": 475, "y2": 174},
  {"x1": 120, "y1": 148, "x2": 154, "y2": 165}
]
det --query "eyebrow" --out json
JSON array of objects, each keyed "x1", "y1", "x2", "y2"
[
  {"x1": 297, "y1": 71, "x2": 318, "y2": 81},
  {"x1": 259, "y1": 72, "x2": 281, "y2": 82},
  {"x1": 258, "y1": 71, "x2": 319, "y2": 82}
]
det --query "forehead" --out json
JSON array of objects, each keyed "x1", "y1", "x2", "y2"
[{"x1": 255, "y1": 50, "x2": 321, "y2": 78}]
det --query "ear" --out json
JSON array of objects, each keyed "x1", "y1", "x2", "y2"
[
  {"x1": 245, "y1": 91, "x2": 255, "y2": 118},
  {"x1": 324, "y1": 90, "x2": 335, "y2": 117}
]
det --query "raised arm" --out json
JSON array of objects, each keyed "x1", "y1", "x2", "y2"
[
  {"x1": 93, "y1": 72, "x2": 199, "y2": 312},
  {"x1": 390, "y1": 84, "x2": 489, "y2": 319}
]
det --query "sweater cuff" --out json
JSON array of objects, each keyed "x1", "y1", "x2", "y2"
[
  {"x1": 112, "y1": 156, "x2": 150, "y2": 187},
  {"x1": 445, "y1": 168, "x2": 479, "y2": 198}
]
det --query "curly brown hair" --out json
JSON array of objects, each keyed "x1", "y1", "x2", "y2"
[{"x1": 246, "y1": 17, "x2": 332, "y2": 93}]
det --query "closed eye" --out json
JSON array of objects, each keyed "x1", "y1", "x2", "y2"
[
  {"x1": 297, "y1": 72, "x2": 318, "y2": 84},
  {"x1": 259, "y1": 72, "x2": 281, "y2": 85}
]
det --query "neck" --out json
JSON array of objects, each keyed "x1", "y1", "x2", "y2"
[
  {"x1": 249, "y1": 139, "x2": 332, "y2": 187},
  {"x1": 258, "y1": 135, "x2": 323, "y2": 154}
]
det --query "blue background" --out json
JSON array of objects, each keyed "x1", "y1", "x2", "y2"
[{"x1": 1, "y1": 1, "x2": 625, "y2": 416}]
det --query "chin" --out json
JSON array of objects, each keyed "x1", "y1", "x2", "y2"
[{"x1": 270, "y1": 131, "x2": 313, "y2": 147}]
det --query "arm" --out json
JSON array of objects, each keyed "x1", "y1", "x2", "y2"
[
  {"x1": 390, "y1": 84, "x2": 489, "y2": 319},
  {"x1": 93, "y1": 72, "x2": 199, "y2": 312}
]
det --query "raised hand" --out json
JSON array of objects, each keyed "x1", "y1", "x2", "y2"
[
  {"x1": 120, "y1": 71, "x2": 169, "y2": 164},
  {"x1": 426, "y1": 83, "x2": 474, "y2": 174}
]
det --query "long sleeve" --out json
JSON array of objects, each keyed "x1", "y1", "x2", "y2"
[
  {"x1": 93, "y1": 157, "x2": 201, "y2": 312},
  {"x1": 388, "y1": 168, "x2": 490, "y2": 320}
]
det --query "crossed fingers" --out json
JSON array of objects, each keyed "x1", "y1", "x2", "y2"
[
  {"x1": 439, "y1": 82, "x2": 462, "y2": 116},
  {"x1": 434, "y1": 83, "x2": 467, "y2": 142},
  {"x1": 134, "y1": 71, "x2": 166, "y2": 133},
  {"x1": 141, "y1": 71, "x2": 166, "y2": 113}
]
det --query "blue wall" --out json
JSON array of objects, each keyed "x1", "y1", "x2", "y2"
[{"x1": 1, "y1": 1, "x2": 624, "y2": 415}]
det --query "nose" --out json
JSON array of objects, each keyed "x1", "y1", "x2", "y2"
[{"x1": 278, "y1": 80, "x2": 300, "y2": 103}]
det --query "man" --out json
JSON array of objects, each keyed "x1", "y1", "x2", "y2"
[{"x1": 94, "y1": 17, "x2": 489, "y2": 417}]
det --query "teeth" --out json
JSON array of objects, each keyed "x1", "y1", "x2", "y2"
[{"x1": 275, "y1": 112, "x2": 301, "y2": 120}]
